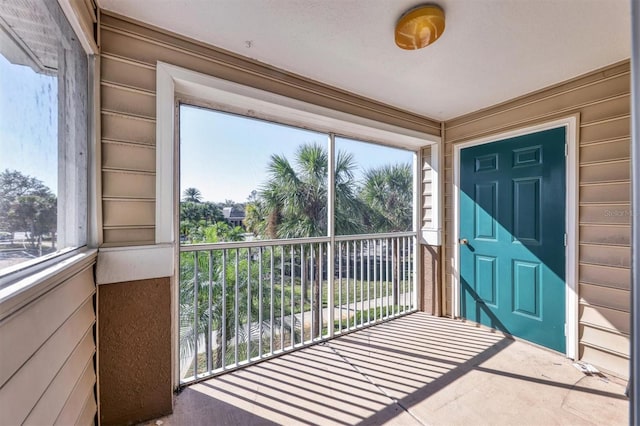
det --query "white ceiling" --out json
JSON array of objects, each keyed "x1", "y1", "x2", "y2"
[{"x1": 98, "y1": 0, "x2": 631, "y2": 121}]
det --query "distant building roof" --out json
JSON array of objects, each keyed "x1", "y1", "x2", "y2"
[{"x1": 222, "y1": 207, "x2": 245, "y2": 221}]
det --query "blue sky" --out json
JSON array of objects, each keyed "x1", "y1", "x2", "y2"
[
  {"x1": 179, "y1": 105, "x2": 414, "y2": 203},
  {"x1": 0, "y1": 54, "x2": 58, "y2": 194}
]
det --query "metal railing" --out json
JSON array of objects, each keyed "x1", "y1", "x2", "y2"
[{"x1": 178, "y1": 232, "x2": 416, "y2": 383}]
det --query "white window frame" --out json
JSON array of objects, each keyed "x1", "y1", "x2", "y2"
[
  {"x1": 155, "y1": 62, "x2": 441, "y2": 387},
  {"x1": 0, "y1": 0, "x2": 97, "y2": 304},
  {"x1": 156, "y1": 61, "x2": 440, "y2": 245}
]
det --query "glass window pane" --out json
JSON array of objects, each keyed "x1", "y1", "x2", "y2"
[
  {"x1": 179, "y1": 104, "x2": 327, "y2": 243},
  {"x1": 0, "y1": 1, "x2": 87, "y2": 273},
  {"x1": 335, "y1": 137, "x2": 414, "y2": 236}
]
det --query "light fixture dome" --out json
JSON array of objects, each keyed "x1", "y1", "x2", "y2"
[{"x1": 395, "y1": 5, "x2": 445, "y2": 50}]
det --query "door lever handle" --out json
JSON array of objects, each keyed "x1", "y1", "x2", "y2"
[{"x1": 459, "y1": 238, "x2": 469, "y2": 245}]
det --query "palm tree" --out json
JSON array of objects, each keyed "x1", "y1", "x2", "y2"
[
  {"x1": 180, "y1": 247, "x2": 300, "y2": 375},
  {"x1": 243, "y1": 200, "x2": 268, "y2": 237},
  {"x1": 259, "y1": 143, "x2": 361, "y2": 337},
  {"x1": 360, "y1": 163, "x2": 413, "y2": 232},
  {"x1": 179, "y1": 222, "x2": 298, "y2": 376},
  {"x1": 183, "y1": 187, "x2": 203, "y2": 203},
  {"x1": 261, "y1": 143, "x2": 363, "y2": 238},
  {"x1": 360, "y1": 163, "x2": 413, "y2": 306}
]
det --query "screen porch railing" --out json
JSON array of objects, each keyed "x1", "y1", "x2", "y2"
[{"x1": 179, "y1": 232, "x2": 417, "y2": 384}]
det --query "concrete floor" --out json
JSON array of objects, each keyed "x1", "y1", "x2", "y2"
[{"x1": 147, "y1": 312, "x2": 629, "y2": 425}]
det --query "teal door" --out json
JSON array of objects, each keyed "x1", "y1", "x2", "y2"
[{"x1": 460, "y1": 127, "x2": 566, "y2": 352}]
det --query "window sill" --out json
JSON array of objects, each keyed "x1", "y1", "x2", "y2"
[{"x1": 0, "y1": 247, "x2": 97, "y2": 321}]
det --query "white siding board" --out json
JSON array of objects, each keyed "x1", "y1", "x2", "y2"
[
  {"x1": 0, "y1": 300, "x2": 94, "y2": 425},
  {"x1": 54, "y1": 359, "x2": 96, "y2": 426},
  {"x1": 0, "y1": 267, "x2": 94, "y2": 388},
  {"x1": 22, "y1": 332, "x2": 95, "y2": 426}
]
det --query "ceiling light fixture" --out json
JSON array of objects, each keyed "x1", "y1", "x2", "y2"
[{"x1": 395, "y1": 4, "x2": 445, "y2": 50}]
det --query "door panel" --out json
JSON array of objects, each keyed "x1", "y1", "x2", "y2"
[
  {"x1": 512, "y1": 259, "x2": 541, "y2": 318},
  {"x1": 476, "y1": 255, "x2": 497, "y2": 305},
  {"x1": 513, "y1": 178, "x2": 541, "y2": 244},
  {"x1": 460, "y1": 127, "x2": 566, "y2": 353},
  {"x1": 475, "y1": 183, "x2": 497, "y2": 240}
]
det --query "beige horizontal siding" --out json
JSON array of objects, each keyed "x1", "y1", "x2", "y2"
[
  {"x1": 580, "y1": 345, "x2": 629, "y2": 377},
  {"x1": 422, "y1": 146, "x2": 433, "y2": 226},
  {"x1": 580, "y1": 283, "x2": 630, "y2": 313},
  {"x1": 581, "y1": 94, "x2": 630, "y2": 124},
  {"x1": 102, "y1": 82, "x2": 156, "y2": 119},
  {"x1": 446, "y1": 61, "x2": 630, "y2": 137},
  {"x1": 580, "y1": 116, "x2": 630, "y2": 145},
  {"x1": 0, "y1": 266, "x2": 96, "y2": 425},
  {"x1": 579, "y1": 182, "x2": 630, "y2": 203},
  {"x1": 99, "y1": 11, "x2": 440, "y2": 246},
  {"x1": 580, "y1": 263, "x2": 630, "y2": 290},
  {"x1": 101, "y1": 54, "x2": 156, "y2": 92},
  {"x1": 579, "y1": 224, "x2": 631, "y2": 246},
  {"x1": 580, "y1": 325, "x2": 629, "y2": 359},
  {"x1": 102, "y1": 140, "x2": 156, "y2": 172},
  {"x1": 580, "y1": 138, "x2": 630, "y2": 164},
  {"x1": 580, "y1": 160, "x2": 630, "y2": 183},
  {"x1": 102, "y1": 170, "x2": 156, "y2": 199},
  {"x1": 103, "y1": 199, "x2": 155, "y2": 227},
  {"x1": 580, "y1": 244, "x2": 631, "y2": 268},
  {"x1": 103, "y1": 227, "x2": 156, "y2": 247},
  {"x1": 580, "y1": 304, "x2": 629, "y2": 335},
  {"x1": 442, "y1": 60, "x2": 631, "y2": 378},
  {"x1": 580, "y1": 204, "x2": 632, "y2": 225},
  {"x1": 101, "y1": 112, "x2": 156, "y2": 146}
]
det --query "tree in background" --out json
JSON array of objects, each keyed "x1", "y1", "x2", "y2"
[
  {"x1": 179, "y1": 195, "x2": 225, "y2": 243},
  {"x1": 257, "y1": 143, "x2": 362, "y2": 337},
  {"x1": 182, "y1": 187, "x2": 203, "y2": 203},
  {"x1": 360, "y1": 163, "x2": 413, "y2": 304},
  {"x1": 0, "y1": 169, "x2": 57, "y2": 251},
  {"x1": 360, "y1": 163, "x2": 413, "y2": 233},
  {"x1": 258, "y1": 143, "x2": 364, "y2": 239},
  {"x1": 243, "y1": 199, "x2": 268, "y2": 237},
  {"x1": 179, "y1": 215, "x2": 299, "y2": 375},
  {"x1": 177, "y1": 146, "x2": 414, "y2": 372}
]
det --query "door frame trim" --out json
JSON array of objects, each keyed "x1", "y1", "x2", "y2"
[{"x1": 452, "y1": 115, "x2": 579, "y2": 359}]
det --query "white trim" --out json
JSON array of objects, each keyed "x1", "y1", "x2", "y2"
[
  {"x1": 0, "y1": 248, "x2": 97, "y2": 320},
  {"x1": 421, "y1": 229, "x2": 442, "y2": 246},
  {"x1": 156, "y1": 60, "x2": 440, "y2": 254},
  {"x1": 156, "y1": 64, "x2": 177, "y2": 245},
  {"x1": 630, "y1": 0, "x2": 639, "y2": 412},
  {"x1": 0, "y1": 247, "x2": 88, "y2": 290},
  {"x1": 421, "y1": 143, "x2": 442, "y2": 246},
  {"x1": 413, "y1": 151, "x2": 422, "y2": 238},
  {"x1": 452, "y1": 116, "x2": 579, "y2": 359},
  {"x1": 57, "y1": 0, "x2": 98, "y2": 55},
  {"x1": 327, "y1": 133, "x2": 336, "y2": 338},
  {"x1": 96, "y1": 244, "x2": 174, "y2": 285},
  {"x1": 413, "y1": 150, "x2": 422, "y2": 310},
  {"x1": 157, "y1": 62, "x2": 438, "y2": 150}
]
